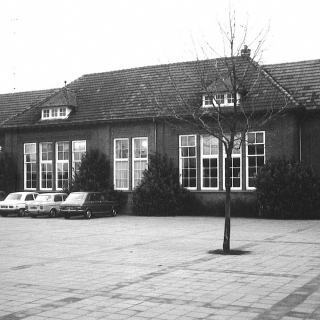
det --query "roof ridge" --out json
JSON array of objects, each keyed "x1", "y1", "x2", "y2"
[
  {"x1": 0, "y1": 87, "x2": 58, "y2": 97},
  {"x1": 264, "y1": 58, "x2": 320, "y2": 67},
  {"x1": 80, "y1": 56, "x2": 241, "y2": 78}
]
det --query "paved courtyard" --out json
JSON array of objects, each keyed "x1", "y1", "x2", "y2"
[{"x1": 0, "y1": 215, "x2": 319, "y2": 320}]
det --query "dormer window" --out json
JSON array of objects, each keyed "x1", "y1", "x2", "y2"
[
  {"x1": 202, "y1": 93, "x2": 239, "y2": 108},
  {"x1": 41, "y1": 107, "x2": 71, "y2": 120}
]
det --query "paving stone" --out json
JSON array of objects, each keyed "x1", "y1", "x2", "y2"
[{"x1": 0, "y1": 216, "x2": 319, "y2": 320}]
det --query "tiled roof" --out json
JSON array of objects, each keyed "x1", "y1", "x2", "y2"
[
  {"x1": 0, "y1": 89, "x2": 57, "y2": 126},
  {"x1": 264, "y1": 59, "x2": 320, "y2": 109},
  {"x1": 0, "y1": 56, "x2": 312, "y2": 129}
]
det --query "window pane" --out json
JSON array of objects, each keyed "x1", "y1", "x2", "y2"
[
  {"x1": 256, "y1": 132, "x2": 264, "y2": 143},
  {"x1": 247, "y1": 133, "x2": 255, "y2": 144},
  {"x1": 248, "y1": 145, "x2": 255, "y2": 155},
  {"x1": 189, "y1": 147, "x2": 195, "y2": 157}
]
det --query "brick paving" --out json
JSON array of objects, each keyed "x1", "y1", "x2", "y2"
[{"x1": 0, "y1": 215, "x2": 319, "y2": 320}]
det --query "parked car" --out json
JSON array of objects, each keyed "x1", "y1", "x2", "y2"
[
  {"x1": 0, "y1": 192, "x2": 39, "y2": 217},
  {"x1": 26, "y1": 193, "x2": 68, "y2": 218},
  {"x1": 0, "y1": 191, "x2": 7, "y2": 201},
  {"x1": 60, "y1": 192, "x2": 119, "y2": 219}
]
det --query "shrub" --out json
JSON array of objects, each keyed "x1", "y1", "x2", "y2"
[
  {"x1": 66, "y1": 148, "x2": 127, "y2": 207},
  {"x1": 132, "y1": 153, "x2": 196, "y2": 216},
  {"x1": 0, "y1": 153, "x2": 16, "y2": 193},
  {"x1": 192, "y1": 197, "x2": 259, "y2": 217},
  {"x1": 67, "y1": 148, "x2": 111, "y2": 193},
  {"x1": 255, "y1": 157, "x2": 320, "y2": 219}
]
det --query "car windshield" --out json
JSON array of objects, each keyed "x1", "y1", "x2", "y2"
[
  {"x1": 6, "y1": 194, "x2": 22, "y2": 201},
  {"x1": 35, "y1": 195, "x2": 52, "y2": 202},
  {"x1": 66, "y1": 193, "x2": 86, "y2": 201}
]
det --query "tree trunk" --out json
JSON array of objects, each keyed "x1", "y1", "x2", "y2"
[{"x1": 223, "y1": 154, "x2": 232, "y2": 253}]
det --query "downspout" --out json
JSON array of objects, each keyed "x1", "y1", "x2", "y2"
[
  {"x1": 153, "y1": 118, "x2": 157, "y2": 153},
  {"x1": 299, "y1": 122, "x2": 302, "y2": 162}
]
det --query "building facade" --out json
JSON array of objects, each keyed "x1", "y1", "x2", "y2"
[{"x1": 1, "y1": 54, "x2": 320, "y2": 211}]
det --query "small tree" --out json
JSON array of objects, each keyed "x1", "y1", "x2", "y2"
[
  {"x1": 132, "y1": 153, "x2": 196, "y2": 216},
  {"x1": 0, "y1": 153, "x2": 16, "y2": 193},
  {"x1": 147, "y1": 10, "x2": 297, "y2": 252},
  {"x1": 68, "y1": 148, "x2": 111, "y2": 192}
]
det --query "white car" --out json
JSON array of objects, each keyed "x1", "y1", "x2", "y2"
[
  {"x1": 0, "y1": 192, "x2": 39, "y2": 217},
  {"x1": 27, "y1": 193, "x2": 67, "y2": 218}
]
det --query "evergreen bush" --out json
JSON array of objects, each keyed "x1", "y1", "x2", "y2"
[
  {"x1": 255, "y1": 157, "x2": 320, "y2": 219},
  {"x1": 0, "y1": 153, "x2": 16, "y2": 193},
  {"x1": 67, "y1": 148, "x2": 127, "y2": 207},
  {"x1": 131, "y1": 153, "x2": 196, "y2": 216}
]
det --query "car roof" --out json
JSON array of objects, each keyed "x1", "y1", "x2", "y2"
[
  {"x1": 9, "y1": 192, "x2": 38, "y2": 194},
  {"x1": 70, "y1": 191, "x2": 100, "y2": 194},
  {"x1": 38, "y1": 193, "x2": 67, "y2": 196}
]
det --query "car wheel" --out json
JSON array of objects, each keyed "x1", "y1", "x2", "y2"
[
  {"x1": 111, "y1": 207, "x2": 117, "y2": 217},
  {"x1": 18, "y1": 209, "x2": 25, "y2": 217},
  {"x1": 1, "y1": 214, "x2": 7, "y2": 217},
  {"x1": 49, "y1": 209, "x2": 57, "y2": 218},
  {"x1": 84, "y1": 209, "x2": 92, "y2": 219},
  {"x1": 64, "y1": 215, "x2": 70, "y2": 219},
  {"x1": 30, "y1": 214, "x2": 36, "y2": 218}
]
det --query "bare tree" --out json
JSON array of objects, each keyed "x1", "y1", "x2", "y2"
[{"x1": 148, "y1": 10, "x2": 297, "y2": 253}]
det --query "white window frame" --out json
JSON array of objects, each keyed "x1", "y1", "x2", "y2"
[
  {"x1": 41, "y1": 107, "x2": 71, "y2": 120},
  {"x1": 132, "y1": 137, "x2": 148, "y2": 189},
  {"x1": 201, "y1": 135, "x2": 219, "y2": 190},
  {"x1": 179, "y1": 135, "x2": 197, "y2": 190},
  {"x1": 114, "y1": 138, "x2": 129, "y2": 190},
  {"x1": 202, "y1": 93, "x2": 240, "y2": 108},
  {"x1": 246, "y1": 131, "x2": 265, "y2": 190},
  {"x1": 56, "y1": 141, "x2": 69, "y2": 190},
  {"x1": 223, "y1": 136, "x2": 242, "y2": 190},
  {"x1": 72, "y1": 140, "x2": 86, "y2": 177},
  {"x1": 40, "y1": 142, "x2": 53, "y2": 190},
  {"x1": 24, "y1": 143, "x2": 37, "y2": 190}
]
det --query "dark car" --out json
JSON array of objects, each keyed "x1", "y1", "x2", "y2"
[{"x1": 60, "y1": 192, "x2": 118, "y2": 219}]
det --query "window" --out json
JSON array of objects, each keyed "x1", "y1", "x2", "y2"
[
  {"x1": 26, "y1": 194, "x2": 36, "y2": 201},
  {"x1": 54, "y1": 195, "x2": 62, "y2": 202},
  {"x1": 72, "y1": 141, "x2": 86, "y2": 176},
  {"x1": 247, "y1": 131, "x2": 265, "y2": 189},
  {"x1": 223, "y1": 136, "x2": 242, "y2": 190},
  {"x1": 201, "y1": 135, "x2": 219, "y2": 189},
  {"x1": 24, "y1": 143, "x2": 37, "y2": 189},
  {"x1": 227, "y1": 93, "x2": 234, "y2": 104},
  {"x1": 133, "y1": 138, "x2": 148, "y2": 188},
  {"x1": 41, "y1": 107, "x2": 71, "y2": 120},
  {"x1": 114, "y1": 139, "x2": 129, "y2": 190},
  {"x1": 43, "y1": 109, "x2": 50, "y2": 118},
  {"x1": 56, "y1": 142, "x2": 69, "y2": 190},
  {"x1": 203, "y1": 93, "x2": 240, "y2": 107},
  {"x1": 60, "y1": 108, "x2": 66, "y2": 117},
  {"x1": 180, "y1": 135, "x2": 197, "y2": 189},
  {"x1": 40, "y1": 142, "x2": 52, "y2": 190},
  {"x1": 215, "y1": 94, "x2": 225, "y2": 105}
]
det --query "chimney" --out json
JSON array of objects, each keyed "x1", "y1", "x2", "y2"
[{"x1": 241, "y1": 45, "x2": 251, "y2": 57}]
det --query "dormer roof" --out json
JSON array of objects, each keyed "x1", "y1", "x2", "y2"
[{"x1": 37, "y1": 87, "x2": 77, "y2": 109}]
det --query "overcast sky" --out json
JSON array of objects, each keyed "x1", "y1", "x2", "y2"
[{"x1": 0, "y1": 0, "x2": 319, "y2": 94}]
